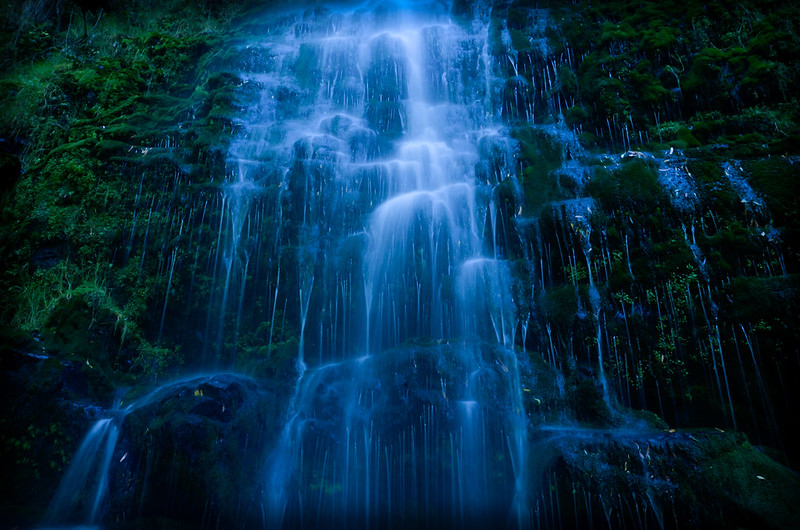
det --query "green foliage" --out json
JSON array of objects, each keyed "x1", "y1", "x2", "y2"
[
  {"x1": 742, "y1": 157, "x2": 800, "y2": 222},
  {"x1": 741, "y1": 157, "x2": 800, "y2": 260},
  {"x1": 567, "y1": 374, "x2": 612, "y2": 425},
  {"x1": 134, "y1": 343, "x2": 183, "y2": 376},
  {"x1": 544, "y1": 0, "x2": 800, "y2": 150},
  {"x1": 0, "y1": 0, "x2": 253, "y2": 382},
  {"x1": 0, "y1": 56, "x2": 72, "y2": 143},
  {"x1": 538, "y1": 284, "x2": 577, "y2": 334},
  {"x1": 701, "y1": 433, "x2": 800, "y2": 530},
  {"x1": 512, "y1": 127, "x2": 567, "y2": 213},
  {"x1": 588, "y1": 158, "x2": 663, "y2": 212},
  {"x1": 722, "y1": 275, "x2": 799, "y2": 324},
  {"x1": 564, "y1": 104, "x2": 587, "y2": 128}
]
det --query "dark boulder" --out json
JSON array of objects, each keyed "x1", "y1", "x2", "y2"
[
  {"x1": 106, "y1": 373, "x2": 280, "y2": 528},
  {"x1": 533, "y1": 427, "x2": 800, "y2": 530}
]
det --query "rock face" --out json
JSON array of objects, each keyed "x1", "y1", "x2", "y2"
[
  {"x1": 537, "y1": 428, "x2": 800, "y2": 530},
  {"x1": 106, "y1": 373, "x2": 280, "y2": 528},
  {"x1": 45, "y1": 361, "x2": 796, "y2": 530}
]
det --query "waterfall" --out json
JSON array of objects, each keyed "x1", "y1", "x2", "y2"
[
  {"x1": 41, "y1": 373, "x2": 259, "y2": 528},
  {"x1": 37, "y1": 2, "x2": 800, "y2": 529},
  {"x1": 234, "y1": 2, "x2": 530, "y2": 528},
  {"x1": 43, "y1": 418, "x2": 119, "y2": 528}
]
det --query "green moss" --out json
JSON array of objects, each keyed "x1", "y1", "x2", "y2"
[
  {"x1": 512, "y1": 127, "x2": 566, "y2": 213},
  {"x1": 588, "y1": 158, "x2": 663, "y2": 212},
  {"x1": 0, "y1": 0, "x2": 256, "y2": 385},
  {"x1": 577, "y1": 131, "x2": 597, "y2": 147},
  {"x1": 564, "y1": 104, "x2": 587, "y2": 128},
  {"x1": 96, "y1": 139, "x2": 130, "y2": 154},
  {"x1": 599, "y1": 20, "x2": 636, "y2": 45},
  {"x1": 507, "y1": 28, "x2": 530, "y2": 52},
  {"x1": 702, "y1": 433, "x2": 800, "y2": 530},
  {"x1": 537, "y1": 284, "x2": 577, "y2": 334},
  {"x1": 568, "y1": 374, "x2": 613, "y2": 425},
  {"x1": 547, "y1": 0, "x2": 800, "y2": 149},
  {"x1": 742, "y1": 158, "x2": 800, "y2": 221},
  {"x1": 677, "y1": 127, "x2": 701, "y2": 148},
  {"x1": 722, "y1": 275, "x2": 800, "y2": 324}
]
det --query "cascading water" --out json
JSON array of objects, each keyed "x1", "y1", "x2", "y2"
[
  {"x1": 40, "y1": 373, "x2": 255, "y2": 529},
  {"x1": 225, "y1": 1, "x2": 531, "y2": 528},
  {"x1": 42, "y1": 418, "x2": 119, "y2": 529}
]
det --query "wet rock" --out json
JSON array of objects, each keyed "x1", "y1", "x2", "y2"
[
  {"x1": 107, "y1": 373, "x2": 279, "y2": 528},
  {"x1": 537, "y1": 428, "x2": 800, "y2": 530}
]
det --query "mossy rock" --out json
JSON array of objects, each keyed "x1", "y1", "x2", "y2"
[
  {"x1": 741, "y1": 157, "x2": 799, "y2": 222},
  {"x1": 545, "y1": 428, "x2": 800, "y2": 529},
  {"x1": 111, "y1": 374, "x2": 277, "y2": 528},
  {"x1": 699, "y1": 432, "x2": 800, "y2": 530},
  {"x1": 567, "y1": 373, "x2": 613, "y2": 426},
  {"x1": 512, "y1": 127, "x2": 567, "y2": 213},
  {"x1": 588, "y1": 158, "x2": 663, "y2": 212}
]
